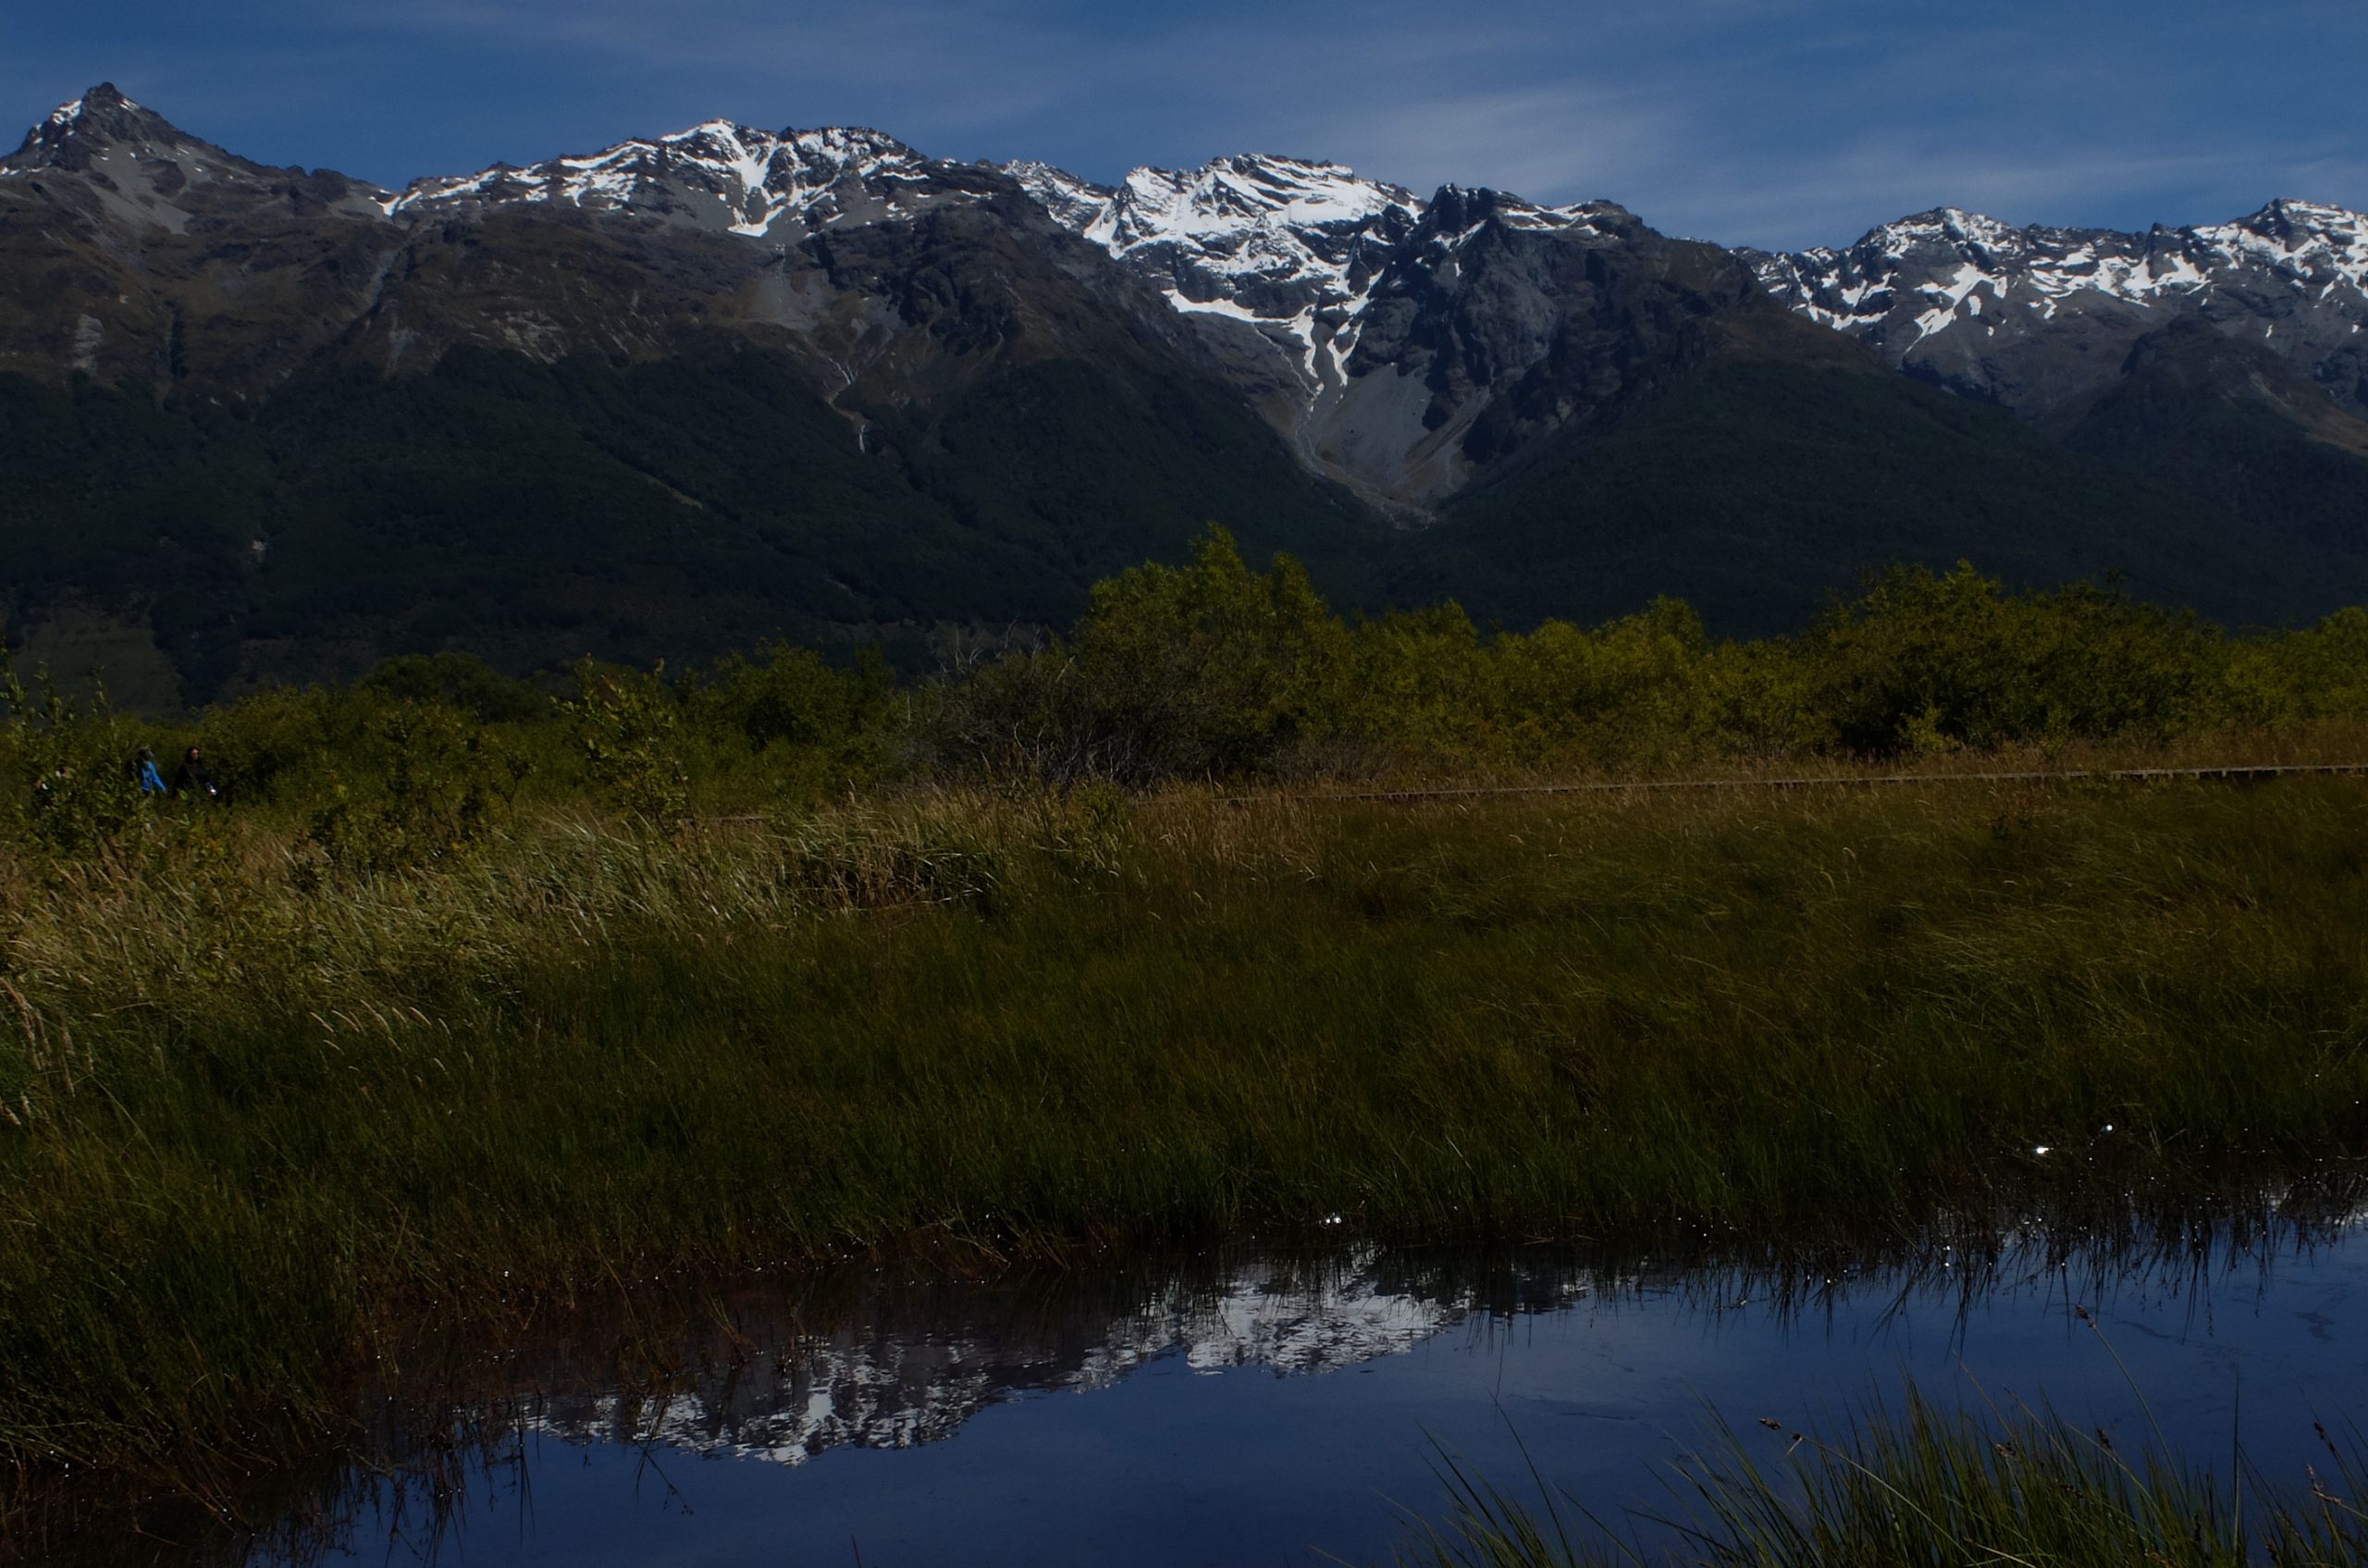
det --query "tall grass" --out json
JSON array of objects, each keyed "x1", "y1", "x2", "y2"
[
  {"x1": 3, "y1": 772, "x2": 2367, "y2": 1488},
  {"x1": 1402, "y1": 1394, "x2": 2368, "y2": 1567}
]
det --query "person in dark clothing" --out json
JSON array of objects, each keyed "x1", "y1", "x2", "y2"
[{"x1": 170, "y1": 746, "x2": 221, "y2": 801}]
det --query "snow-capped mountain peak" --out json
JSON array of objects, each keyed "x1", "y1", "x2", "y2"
[
  {"x1": 2207, "y1": 197, "x2": 2368, "y2": 281},
  {"x1": 386, "y1": 117, "x2": 993, "y2": 240},
  {"x1": 1005, "y1": 152, "x2": 1617, "y2": 398},
  {"x1": 1009, "y1": 154, "x2": 1421, "y2": 278},
  {"x1": 38, "y1": 82, "x2": 141, "y2": 130},
  {"x1": 1774, "y1": 197, "x2": 2368, "y2": 316},
  {"x1": 1005, "y1": 152, "x2": 1433, "y2": 389},
  {"x1": 1096, "y1": 154, "x2": 1418, "y2": 249},
  {"x1": 1895, "y1": 206, "x2": 2021, "y2": 251},
  {"x1": 4, "y1": 82, "x2": 393, "y2": 228},
  {"x1": 1748, "y1": 198, "x2": 2368, "y2": 410},
  {"x1": 10, "y1": 82, "x2": 194, "y2": 170},
  {"x1": 999, "y1": 159, "x2": 1109, "y2": 230}
]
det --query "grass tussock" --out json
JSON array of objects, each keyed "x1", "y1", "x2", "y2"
[{"x1": 1403, "y1": 1389, "x2": 2368, "y2": 1567}]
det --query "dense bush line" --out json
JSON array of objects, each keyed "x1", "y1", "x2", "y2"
[
  {"x1": 7, "y1": 532, "x2": 2368, "y2": 852},
  {"x1": 943, "y1": 531, "x2": 2368, "y2": 784}
]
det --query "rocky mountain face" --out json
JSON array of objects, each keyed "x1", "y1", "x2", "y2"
[
  {"x1": 0, "y1": 93, "x2": 1800, "y2": 514},
  {"x1": 388, "y1": 120, "x2": 1001, "y2": 240},
  {"x1": 1008, "y1": 157, "x2": 1803, "y2": 509},
  {"x1": 0, "y1": 87, "x2": 402, "y2": 389},
  {"x1": 5, "y1": 83, "x2": 2368, "y2": 702},
  {"x1": 1744, "y1": 202, "x2": 2368, "y2": 418},
  {"x1": 0, "y1": 84, "x2": 1200, "y2": 404},
  {"x1": 2051, "y1": 315, "x2": 2368, "y2": 561}
]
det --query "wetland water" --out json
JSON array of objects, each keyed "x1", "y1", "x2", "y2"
[{"x1": 66, "y1": 1221, "x2": 2368, "y2": 1566}]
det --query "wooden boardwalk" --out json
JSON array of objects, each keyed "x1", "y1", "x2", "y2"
[{"x1": 1223, "y1": 761, "x2": 2368, "y2": 808}]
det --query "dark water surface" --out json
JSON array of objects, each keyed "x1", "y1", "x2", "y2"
[{"x1": 64, "y1": 1221, "x2": 2368, "y2": 1566}]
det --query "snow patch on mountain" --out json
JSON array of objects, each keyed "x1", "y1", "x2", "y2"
[
  {"x1": 14, "y1": 88, "x2": 146, "y2": 140},
  {"x1": 1754, "y1": 199, "x2": 2368, "y2": 346},
  {"x1": 1005, "y1": 154, "x2": 1421, "y2": 386},
  {"x1": 386, "y1": 118, "x2": 984, "y2": 239},
  {"x1": 1007, "y1": 154, "x2": 1610, "y2": 391},
  {"x1": 5, "y1": 84, "x2": 398, "y2": 226},
  {"x1": 8, "y1": 84, "x2": 173, "y2": 170}
]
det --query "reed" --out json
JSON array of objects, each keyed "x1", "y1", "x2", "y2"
[{"x1": 1400, "y1": 1393, "x2": 2368, "y2": 1566}]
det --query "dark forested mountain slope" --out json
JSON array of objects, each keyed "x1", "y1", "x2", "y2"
[
  {"x1": 2053, "y1": 317, "x2": 2368, "y2": 563},
  {"x1": 1, "y1": 336, "x2": 1381, "y2": 702},
  {"x1": 1400, "y1": 350, "x2": 2310, "y2": 636}
]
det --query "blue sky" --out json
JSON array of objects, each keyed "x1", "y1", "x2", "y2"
[{"x1": 8, "y1": 0, "x2": 2364, "y2": 250}]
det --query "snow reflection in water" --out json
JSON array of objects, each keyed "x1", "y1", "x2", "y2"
[
  {"x1": 60, "y1": 1216, "x2": 2368, "y2": 1567},
  {"x1": 524, "y1": 1249, "x2": 1591, "y2": 1469}
]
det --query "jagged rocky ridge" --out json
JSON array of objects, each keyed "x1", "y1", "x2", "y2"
[
  {"x1": 12, "y1": 84, "x2": 2367, "y2": 477},
  {"x1": 6, "y1": 83, "x2": 2368, "y2": 701},
  {"x1": 17, "y1": 85, "x2": 2366, "y2": 487},
  {"x1": 1743, "y1": 203, "x2": 2368, "y2": 415},
  {"x1": 3, "y1": 90, "x2": 1757, "y2": 510},
  {"x1": 1003, "y1": 157, "x2": 1612, "y2": 394},
  {"x1": 1005, "y1": 157, "x2": 1750, "y2": 504},
  {"x1": 386, "y1": 120, "x2": 1003, "y2": 239}
]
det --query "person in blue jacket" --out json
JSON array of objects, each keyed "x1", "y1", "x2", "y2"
[{"x1": 131, "y1": 747, "x2": 166, "y2": 795}]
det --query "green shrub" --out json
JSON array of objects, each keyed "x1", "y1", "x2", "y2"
[
  {"x1": 355, "y1": 651, "x2": 552, "y2": 725},
  {"x1": 192, "y1": 684, "x2": 338, "y2": 804},
  {"x1": 566, "y1": 659, "x2": 692, "y2": 835},
  {"x1": 1795, "y1": 564, "x2": 2237, "y2": 756},
  {"x1": 0, "y1": 659, "x2": 148, "y2": 858},
  {"x1": 687, "y1": 643, "x2": 896, "y2": 806},
  {"x1": 18, "y1": 540, "x2": 2368, "y2": 804},
  {"x1": 1492, "y1": 598, "x2": 1720, "y2": 769},
  {"x1": 303, "y1": 700, "x2": 528, "y2": 878},
  {"x1": 923, "y1": 527, "x2": 1352, "y2": 786},
  {"x1": 1340, "y1": 603, "x2": 1497, "y2": 769},
  {"x1": 1065, "y1": 525, "x2": 1350, "y2": 781}
]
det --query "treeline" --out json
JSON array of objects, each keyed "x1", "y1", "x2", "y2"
[
  {"x1": 934, "y1": 532, "x2": 2368, "y2": 783},
  {"x1": 7, "y1": 529, "x2": 2368, "y2": 861}
]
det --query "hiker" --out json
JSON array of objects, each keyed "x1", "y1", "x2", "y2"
[
  {"x1": 170, "y1": 745, "x2": 221, "y2": 801},
  {"x1": 131, "y1": 747, "x2": 166, "y2": 795}
]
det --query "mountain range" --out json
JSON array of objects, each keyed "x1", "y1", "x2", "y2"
[{"x1": 6, "y1": 83, "x2": 2366, "y2": 705}]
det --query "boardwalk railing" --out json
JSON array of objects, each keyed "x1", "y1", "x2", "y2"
[{"x1": 1220, "y1": 762, "x2": 2368, "y2": 808}]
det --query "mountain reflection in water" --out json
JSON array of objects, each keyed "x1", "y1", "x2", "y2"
[
  {"x1": 43, "y1": 1210, "x2": 2368, "y2": 1568},
  {"x1": 519, "y1": 1248, "x2": 1593, "y2": 1469}
]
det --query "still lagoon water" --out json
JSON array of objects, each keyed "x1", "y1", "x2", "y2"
[{"x1": 63, "y1": 1216, "x2": 2368, "y2": 1566}]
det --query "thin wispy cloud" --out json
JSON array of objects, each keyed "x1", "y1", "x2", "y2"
[{"x1": 11, "y1": 0, "x2": 2365, "y2": 249}]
